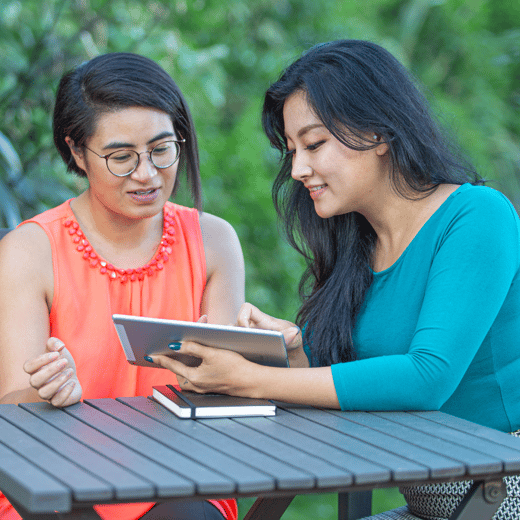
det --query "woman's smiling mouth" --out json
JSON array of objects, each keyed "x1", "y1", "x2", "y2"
[{"x1": 308, "y1": 184, "x2": 327, "y2": 200}]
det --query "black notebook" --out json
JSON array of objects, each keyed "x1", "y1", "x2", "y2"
[{"x1": 152, "y1": 384, "x2": 276, "y2": 419}]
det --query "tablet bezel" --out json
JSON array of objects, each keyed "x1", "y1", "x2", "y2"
[{"x1": 112, "y1": 314, "x2": 289, "y2": 368}]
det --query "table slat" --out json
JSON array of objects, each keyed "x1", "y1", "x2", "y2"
[
  {"x1": 270, "y1": 408, "x2": 418, "y2": 483},
  {"x1": 413, "y1": 412, "x2": 520, "y2": 468},
  {"x1": 374, "y1": 411, "x2": 520, "y2": 472},
  {"x1": 0, "y1": 414, "x2": 111, "y2": 501},
  {"x1": 0, "y1": 406, "x2": 114, "y2": 500},
  {"x1": 287, "y1": 408, "x2": 465, "y2": 480},
  {"x1": 88, "y1": 397, "x2": 275, "y2": 494},
  {"x1": 0, "y1": 442, "x2": 70, "y2": 513},
  {"x1": 234, "y1": 411, "x2": 389, "y2": 486},
  {"x1": 330, "y1": 411, "x2": 502, "y2": 475},
  {"x1": 65, "y1": 400, "x2": 232, "y2": 495},
  {"x1": 119, "y1": 396, "x2": 316, "y2": 490},
  {"x1": 20, "y1": 401, "x2": 197, "y2": 498},
  {"x1": 5, "y1": 404, "x2": 154, "y2": 501},
  {"x1": 201, "y1": 416, "x2": 353, "y2": 489}
]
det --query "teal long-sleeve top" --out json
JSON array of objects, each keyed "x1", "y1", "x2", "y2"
[{"x1": 326, "y1": 184, "x2": 520, "y2": 432}]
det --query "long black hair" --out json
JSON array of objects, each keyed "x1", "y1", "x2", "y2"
[
  {"x1": 262, "y1": 40, "x2": 482, "y2": 366},
  {"x1": 53, "y1": 52, "x2": 202, "y2": 209}
]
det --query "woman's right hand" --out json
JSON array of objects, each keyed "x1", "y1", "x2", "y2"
[
  {"x1": 23, "y1": 337, "x2": 83, "y2": 407},
  {"x1": 236, "y1": 303, "x2": 308, "y2": 367}
]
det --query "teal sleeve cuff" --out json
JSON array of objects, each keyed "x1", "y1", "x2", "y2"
[
  {"x1": 331, "y1": 362, "x2": 350, "y2": 410},
  {"x1": 301, "y1": 322, "x2": 314, "y2": 366}
]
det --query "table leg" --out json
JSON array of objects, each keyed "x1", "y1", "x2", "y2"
[
  {"x1": 449, "y1": 479, "x2": 507, "y2": 520},
  {"x1": 338, "y1": 491, "x2": 372, "y2": 520},
  {"x1": 243, "y1": 496, "x2": 295, "y2": 520}
]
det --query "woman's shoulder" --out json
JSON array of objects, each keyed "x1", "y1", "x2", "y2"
[
  {"x1": 429, "y1": 184, "x2": 519, "y2": 238},
  {"x1": 198, "y1": 211, "x2": 237, "y2": 235},
  {"x1": 167, "y1": 202, "x2": 241, "y2": 258},
  {"x1": 1, "y1": 200, "x2": 67, "y2": 257},
  {"x1": 166, "y1": 203, "x2": 238, "y2": 242},
  {"x1": 0, "y1": 222, "x2": 50, "y2": 252},
  {"x1": 24, "y1": 199, "x2": 74, "y2": 227},
  {"x1": 438, "y1": 184, "x2": 520, "y2": 254},
  {"x1": 449, "y1": 183, "x2": 518, "y2": 219},
  {"x1": 0, "y1": 201, "x2": 74, "y2": 285},
  {"x1": 198, "y1": 211, "x2": 243, "y2": 274},
  {"x1": 0, "y1": 222, "x2": 53, "y2": 291},
  {"x1": 2, "y1": 200, "x2": 74, "y2": 257}
]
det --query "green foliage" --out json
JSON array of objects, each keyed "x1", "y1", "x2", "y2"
[
  {"x1": 1, "y1": 0, "x2": 519, "y2": 320},
  {"x1": 237, "y1": 488, "x2": 407, "y2": 519}
]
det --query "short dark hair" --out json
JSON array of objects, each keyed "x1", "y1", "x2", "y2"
[
  {"x1": 53, "y1": 52, "x2": 201, "y2": 208},
  {"x1": 262, "y1": 40, "x2": 482, "y2": 366}
]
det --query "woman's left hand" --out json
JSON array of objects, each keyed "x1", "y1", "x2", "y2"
[{"x1": 150, "y1": 342, "x2": 261, "y2": 397}]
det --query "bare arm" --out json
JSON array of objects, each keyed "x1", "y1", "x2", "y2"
[
  {"x1": 199, "y1": 212, "x2": 245, "y2": 324},
  {"x1": 151, "y1": 303, "x2": 341, "y2": 408},
  {"x1": 152, "y1": 343, "x2": 340, "y2": 408},
  {"x1": 0, "y1": 224, "x2": 81, "y2": 406},
  {"x1": 150, "y1": 219, "x2": 339, "y2": 407}
]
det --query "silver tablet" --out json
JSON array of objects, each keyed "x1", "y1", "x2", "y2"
[{"x1": 112, "y1": 314, "x2": 289, "y2": 368}]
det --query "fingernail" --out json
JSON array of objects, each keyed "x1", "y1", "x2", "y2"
[
  {"x1": 144, "y1": 356, "x2": 154, "y2": 362},
  {"x1": 168, "y1": 342, "x2": 181, "y2": 351}
]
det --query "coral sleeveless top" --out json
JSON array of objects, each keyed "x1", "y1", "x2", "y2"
[{"x1": 0, "y1": 200, "x2": 237, "y2": 520}]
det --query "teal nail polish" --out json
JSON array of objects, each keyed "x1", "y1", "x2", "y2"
[
  {"x1": 144, "y1": 355, "x2": 153, "y2": 362},
  {"x1": 168, "y1": 342, "x2": 182, "y2": 351}
]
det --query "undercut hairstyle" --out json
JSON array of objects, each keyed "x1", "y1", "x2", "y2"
[
  {"x1": 53, "y1": 52, "x2": 201, "y2": 208},
  {"x1": 262, "y1": 39, "x2": 482, "y2": 366}
]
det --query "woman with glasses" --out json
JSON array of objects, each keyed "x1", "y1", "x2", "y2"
[
  {"x1": 0, "y1": 53, "x2": 244, "y2": 520},
  {"x1": 148, "y1": 40, "x2": 520, "y2": 519}
]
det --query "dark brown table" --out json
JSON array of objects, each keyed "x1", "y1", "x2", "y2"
[{"x1": 1, "y1": 397, "x2": 519, "y2": 519}]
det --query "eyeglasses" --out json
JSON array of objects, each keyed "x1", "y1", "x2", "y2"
[{"x1": 84, "y1": 139, "x2": 185, "y2": 177}]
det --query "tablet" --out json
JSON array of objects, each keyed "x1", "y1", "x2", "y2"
[{"x1": 112, "y1": 314, "x2": 289, "y2": 369}]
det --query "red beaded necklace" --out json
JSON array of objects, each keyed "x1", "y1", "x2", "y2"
[{"x1": 63, "y1": 208, "x2": 176, "y2": 283}]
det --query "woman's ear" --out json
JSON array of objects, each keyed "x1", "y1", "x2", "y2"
[
  {"x1": 65, "y1": 136, "x2": 87, "y2": 172},
  {"x1": 373, "y1": 135, "x2": 389, "y2": 156}
]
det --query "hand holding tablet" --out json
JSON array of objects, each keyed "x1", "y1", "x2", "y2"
[{"x1": 112, "y1": 314, "x2": 289, "y2": 369}]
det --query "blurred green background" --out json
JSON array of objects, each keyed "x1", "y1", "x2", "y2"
[{"x1": 1, "y1": 0, "x2": 519, "y2": 517}]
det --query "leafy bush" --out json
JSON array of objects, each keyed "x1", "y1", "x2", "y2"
[
  {"x1": 1, "y1": 0, "x2": 519, "y2": 318},
  {"x1": 1, "y1": 0, "x2": 518, "y2": 318}
]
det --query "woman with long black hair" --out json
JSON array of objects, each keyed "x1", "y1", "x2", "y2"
[{"x1": 151, "y1": 40, "x2": 520, "y2": 519}]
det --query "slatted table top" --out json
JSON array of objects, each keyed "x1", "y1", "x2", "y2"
[{"x1": 1, "y1": 397, "x2": 520, "y2": 515}]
